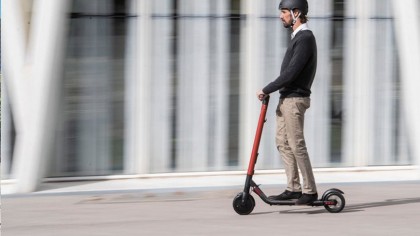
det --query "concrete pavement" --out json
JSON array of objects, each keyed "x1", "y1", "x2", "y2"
[{"x1": 2, "y1": 180, "x2": 420, "y2": 236}]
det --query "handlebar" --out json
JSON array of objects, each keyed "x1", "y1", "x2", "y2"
[{"x1": 261, "y1": 94, "x2": 270, "y2": 105}]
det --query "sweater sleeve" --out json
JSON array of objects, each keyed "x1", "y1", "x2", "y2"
[{"x1": 262, "y1": 35, "x2": 313, "y2": 94}]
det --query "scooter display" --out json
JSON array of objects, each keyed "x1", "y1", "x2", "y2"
[{"x1": 233, "y1": 95, "x2": 345, "y2": 215}]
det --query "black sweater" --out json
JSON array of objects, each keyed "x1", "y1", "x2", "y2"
[{"x1": 262, "y1": 30, "x2": 317, "y2": 98}]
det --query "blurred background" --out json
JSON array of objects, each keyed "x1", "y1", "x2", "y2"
[{"x1": 1, "y1": 0, "x2": 420, "y2": 193}]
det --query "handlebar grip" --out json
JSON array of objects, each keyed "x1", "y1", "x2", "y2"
[{"x1": 262, "y1": 95, "x2": 270, "y2": 105}]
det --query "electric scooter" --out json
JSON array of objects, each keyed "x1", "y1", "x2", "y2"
[{"x1": 233, "y1": 95, "x2": 345, "y2": 215}]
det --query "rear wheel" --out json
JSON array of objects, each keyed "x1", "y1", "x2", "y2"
[
  {"x1": 323, "y1": 192, "x2": 345, "y2": 213},
  {"x1": 232, "y1": 193, "x2": 255, "y2": 215}
]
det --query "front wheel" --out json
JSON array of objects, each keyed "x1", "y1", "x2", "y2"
[
  {"x1": 232, "y1": 193, "x2": 255, "y2": 215},
  {"x1": 323, "y1": 192, "x2": 345, "y2": 213}
]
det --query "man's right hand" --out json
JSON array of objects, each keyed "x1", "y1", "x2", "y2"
[{"x1": 256, "y1": 90, "x2": 266, "y2": 101}]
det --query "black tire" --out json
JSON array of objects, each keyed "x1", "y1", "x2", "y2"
[
  {"x1": 232, "y1": 193, "x2": 255, "y2": 215},
  {"x1": 323, "y1": 192, "x2": 345, "y2": 213}
]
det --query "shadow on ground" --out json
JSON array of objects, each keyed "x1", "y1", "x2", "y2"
[{"x1": 248, "y1": 197, "x2": 420, "y2": 215}]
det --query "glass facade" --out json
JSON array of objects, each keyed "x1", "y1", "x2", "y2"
[{"x1": 51, "y1": 0, "x2": 128, "y2": 176}]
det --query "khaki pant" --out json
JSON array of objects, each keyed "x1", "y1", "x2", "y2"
[{"x1": 276, "y1": 97, "x2": 317, "y2": 194}]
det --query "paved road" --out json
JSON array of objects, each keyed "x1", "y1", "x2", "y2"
[{"x1": 2, "y1": 181, "x2": 420, "y2": 236}]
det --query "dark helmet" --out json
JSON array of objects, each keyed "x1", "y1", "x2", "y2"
[{"x1": 278, "y1": 0, "x2": 309, "y2": 15}]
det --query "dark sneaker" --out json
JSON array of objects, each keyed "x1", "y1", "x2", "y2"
[
  {"x1": 268, "y1": 190, "x2": 302, "y2": 201},
  {"x1": 295, "y1": 193, "x2": 318, "y2": 205}
]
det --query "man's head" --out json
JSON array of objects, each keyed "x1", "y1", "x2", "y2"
[{"x1": 278, "y1": 0, "x2": 308, "y2": 28}]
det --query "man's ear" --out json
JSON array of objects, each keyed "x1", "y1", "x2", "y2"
[{"x1": 293, "y1": 9, "x2": 300, "y2": 18}]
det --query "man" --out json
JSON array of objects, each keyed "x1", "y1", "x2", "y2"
[{"x1": 256, "y1": 0, "x2": 318, "y2": 205}]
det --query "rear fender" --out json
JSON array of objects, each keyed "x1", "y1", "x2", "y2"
[{"x1": 322, "y1": 188, "x2": 344, "y2": 200}]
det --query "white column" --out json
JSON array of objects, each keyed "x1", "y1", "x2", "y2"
[
  {"x1": 371, "y1": 1, "x2": 396, "y2": 165},
  {"x1": 149, "y1": 0, "x2": 173, "y2": 172},
  {"x1": 342, "y1": 0, "x2": 375, "y2": 166},
  {"x1": 239, "y1": 0, "x2": 266, "y2": 170},
  {"x1": 125, "y1": 0, "x2": 153, "y2": 174},
  {"x1": 124, "y1": 0, "x2": 137, "y2": 174},
  {"x1": 208, "y1": 0, "x2": 229, "y2": 170},
  {"x1": 1, "y1": 0, "x2": 29, "y2": 134},
  {"x1": 6, "y1": 0, "x2": 70, "y2": 192},
  {"x1": 392, "y1": 0, "x2": 420, "y2": 173},
  {"x1": 305, "y1": 0, "x2": 333, "y2": 167},
  {"x1": 176, "y1": 0, "x2": 211, "y2": 171},
  {"x1": 2, "y1": 0, "x2": 31, "y2": 181}
]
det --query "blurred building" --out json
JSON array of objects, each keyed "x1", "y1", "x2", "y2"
[{"x1": 1, "y1": 0, "x2": 420, "y2": 193}]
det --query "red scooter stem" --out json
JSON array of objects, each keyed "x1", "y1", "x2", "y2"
[{"x1": 247, "y1": 95, "x2": 270, "y2": 175}]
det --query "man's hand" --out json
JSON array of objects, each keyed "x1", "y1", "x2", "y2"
[{"x1": 256, "y1": 90, "x2": 266, "y2": 101}]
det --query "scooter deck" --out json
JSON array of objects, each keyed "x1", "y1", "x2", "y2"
[
  {"x1": 250, "y1": 180, "x2": 325, "y2": 206},
  {"x1": 264, "y1": 199, "x2": 325, "y2": 206}
]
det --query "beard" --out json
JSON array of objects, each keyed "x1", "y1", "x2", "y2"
[{"x1": 282, "y1": 19, "x2": 293, "y2": 28}]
